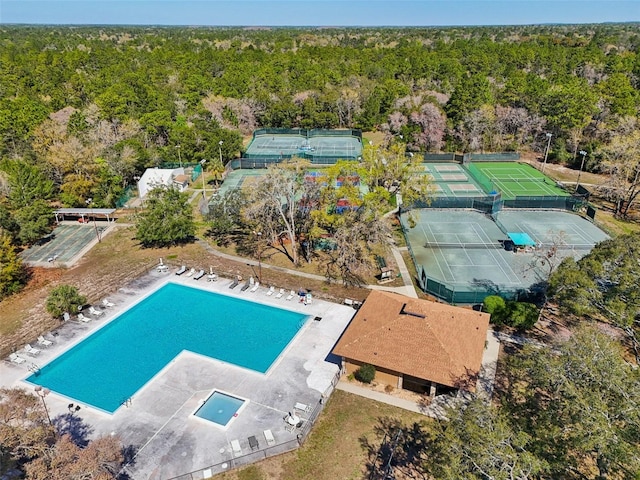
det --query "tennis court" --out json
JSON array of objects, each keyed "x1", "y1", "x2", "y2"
[
  {"x1": 421, "y1": 163, "x2": 487, "y2": 197},
  {"x1": 464, "y1": 162, "x2": 567, "y2": 199},
  {"x1": 494, "y1": 210, "x2": 609, "y2": 250},
  {"x1": 245, "y1": 131, "x2": 362, "y2": 160},
  {"x1": 402, "y1": 208, "x2": 609, "y2": 304},
  {"x1": 20, "y1": 224, "x2": 106, "y2": 267}
]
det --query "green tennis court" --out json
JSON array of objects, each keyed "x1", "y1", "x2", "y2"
[
  {"x1": 421, "y1": 163, "x2": 487, "y2": 197},
  {"x1": 245, "y1": 131, "x2": 362, "y2": 160},
  {"x1": 464, "y1": 162, "x2": 567, "y2": 199},
  {"x1": 20, "y1": 224, "x2": 106, "y2": 267},
  {"x1": 402, "y1": 208, "x2": 609, "y2": 304}
]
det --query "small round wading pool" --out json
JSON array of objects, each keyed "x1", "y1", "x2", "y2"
[{"x1": 193, "y1": 390, "x2": 248, "y2": 429}]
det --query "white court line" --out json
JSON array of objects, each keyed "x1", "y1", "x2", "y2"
[
  {"x1": 469, "y1": 222, "x2": 521, "y2": 283},
  {"x1": 455, "y1": 233, "x2": 474, "y2": 265},
  {"x1": 425, "y1": 223, "x2": 455, "y2": 281}
]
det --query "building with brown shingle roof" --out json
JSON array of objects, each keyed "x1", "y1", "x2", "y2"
[{"x1": 333, "y1": 290, "x2": 490, "y2": 396}]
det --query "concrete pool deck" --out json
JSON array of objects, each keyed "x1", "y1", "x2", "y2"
[{"x1": 0, "y1": 269, "x2": 357, "y2": 479}]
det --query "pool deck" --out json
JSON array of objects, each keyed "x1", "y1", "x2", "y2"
[{"x1": 0, "y1": 269, "x2": 356, "y2": 479}]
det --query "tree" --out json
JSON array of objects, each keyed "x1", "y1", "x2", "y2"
[
  {"x1": 598, "y1": 120, "x2": 640, "y2": 217},
  {"x1": 360, "y1": 142, "x2": 431, "y2": 209},
  {"x1": 505, "y1": 326, "x2": 640, "y2": 479},
  {"x1": 243, "y1": 161, "x2": 308, "y2": 265},
  {"x1": 429, "y1": 397, "x2": 544, "y2": 480},
  {"x1": 0, "y1": 387, "x2": 124, "y2": 480},
  {"x1": 0, "y1": 234, "x2": 28, "y2": 300},
  {"x1": 24, "y1": 434, "x2": 123, "y2": 480},
  {"x1": 206, "y1": 188, "x2": 248, "y2": 245},
  {"x1": 323, "y1": 202, "x2": 392, "y2": 285},
  {"x1": 136, "y1": 187, "x2": 195, "y2": 248},
  {"x1": 548, "y1": 234, "x2": 640, "y2": 361},
  {"x1": 0, "y1": 159, "x2": 54, "y2": 209},
  {"x1": 0, "y1": 388, "x2": 55, "y2": 466},
  {"x1": 14, "y1": 200, "x2": 54, "y2": 246},
  {"x1": 45, "y1": 285, "x2": 87, "y2": 319}
]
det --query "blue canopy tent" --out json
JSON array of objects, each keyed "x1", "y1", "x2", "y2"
[{"x1": 507, "y1": 232, "x2": 536, "y2": 247}]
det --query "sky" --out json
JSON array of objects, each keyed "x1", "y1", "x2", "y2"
[{"x1": 1, "y1": 0, "x2": 639, "y2": 27}]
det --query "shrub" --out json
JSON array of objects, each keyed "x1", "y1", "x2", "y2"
[
  {"x1": 384, "y1": 384, "x2": 394, "y2": 393},
  {"x1": 483, "y1": 295, "x2": 506, "y2": 314},
  {"x1": 46, "y1": 285, "x2": 87, "y2": 319},
  {"x1": 354, "y1": 364, "x2": 376, "y2": 384},
  {"x1": 505, "y1": 301, "x2": 539, "y2": 330}
]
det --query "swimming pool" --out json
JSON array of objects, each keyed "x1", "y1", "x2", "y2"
[
  {"x1": 193, "y1": 390, "x2": 247, "y2": 428},
  {"x1": 27, "y1": 283, "x2": 308, "y2": 413}
]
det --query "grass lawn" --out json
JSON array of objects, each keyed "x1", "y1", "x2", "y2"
[{"x1": 217, "y1": 389, "x2": 431, "y2": 480}]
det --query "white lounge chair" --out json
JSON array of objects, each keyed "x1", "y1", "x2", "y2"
[
  {"x1": 304, "y1": 293, "x2": 312, "y2": 305},
  {"x1": 193, "y1": 269, "x2": 205, "y2": 280},
  {"x1": 207, "y1": 267, "x2": 217, "y2": 281},
  {"x1": 266, "y1": 286, "x2": 275, "y2": 296},
  {"x1": 175, "y1": 265, "x2": 187, "y2": 276},
  {"x1": 78, "y1": 313, "x2": 90, "y2": 323},
  {"x1": 37, "y1": 336, "x2": 53, "y2": 347},
  {"x1": 102, "y1": 299, "x2": 115, "y2": 308},
  {"x1": 249, "y1": 282, "x2": 260, "y2": 292},
  {"x1": 89, "y1": 306, "x2": 103, "y2": 316},
  {"x1": 275, "y1": 288, "x2": 285, "y2": 299},
  {"x1": 295, "y1": 402, "x2": 312, "y2": 413},
  {"x1": 231, "y1": 439, "x2": 242, "y2": 456},
  {"x1": 185, "y1": 268, "x2": 195, "y2": 277},
  {"x1": 286, "y1": 290, "x2": 295, "y2": 301},
  {"x1": 24, "y1": 344, "x2": 41, "y2": 356},
  {"x1": 264, "y1": 429, "x2": 275, "y2": 446},
  {"x1": 9, "y1": 353, "x2": 26, "y2": 365},
  {"x1": 63, "y1": 312, "x2": 70, "y2": 321}
]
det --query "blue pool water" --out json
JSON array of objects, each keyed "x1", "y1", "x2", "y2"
[
  {"x1": 195, "y1": 391, "x2": 245, "y2": 427},
  {"x1": 27, "y1": 283, "x2": 308, "y2": 413}
]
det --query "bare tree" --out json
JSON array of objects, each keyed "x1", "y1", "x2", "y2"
[
  {"x1": 243, "y1": 160, "x2": 310, "y2": 265},
  {"x1": 598, "y1": 119, "x2": 640, "y2": 217}
]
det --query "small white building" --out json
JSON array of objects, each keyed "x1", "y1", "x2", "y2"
[{"x1": 137, "y1": 168, "x2": 188, "y2": 199}]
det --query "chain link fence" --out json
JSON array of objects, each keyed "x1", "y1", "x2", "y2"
[{"x1": 166, "y1": 370, "x2": 341, "y2": 480}]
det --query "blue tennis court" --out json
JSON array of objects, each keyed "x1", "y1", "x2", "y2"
[{"x1": 27, "y1": 283, "x2": 309, "y2": 413}]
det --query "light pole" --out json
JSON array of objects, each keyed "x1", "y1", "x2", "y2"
[
  {"x1": 255, "y1": 231, "x2": 263, "y2": 283},
  {"x1": 85, "y1": 197, "x2": 101, "y2": 243},
  {"x1": 575, "y1": 150, "x2": 587, "y2": 193},
  {"x1": 34, "y1": 386, "x2": 52, "y2": 427},
  {"x1": 200, "y1": 159, "x2": 207, "y2": 198},
  {"x1": 176, "y1": 144, "x2": 182, "y2": 167},
  {"x1": 541, "y1": 132, "x2": 552, "y2": 173},
  {"x1": 218, "y1": 140, "x2": 224, "y2": 165}
]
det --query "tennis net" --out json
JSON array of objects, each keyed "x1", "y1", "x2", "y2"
[
  {"x1": 488, "y1": 176, "x2": 551, "y2": 184},
  {"x1": 424, "y1": 242, "x2": 503, "y2": 249}
]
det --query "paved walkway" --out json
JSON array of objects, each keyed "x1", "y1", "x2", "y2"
[
  {"x1": 336, "y1": 381, "x2": 437, "y2": 416},
  {"x1": 477, "y1": 329, "x2": 501, "y2": 400}
]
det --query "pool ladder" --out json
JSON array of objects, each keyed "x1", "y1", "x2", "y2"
[
  {"x1": 28, "y1": 363, "x2": 40, "y2": 374},
  {"x1": 121, "y1": 397, "x2": 132, "y2": 408}
]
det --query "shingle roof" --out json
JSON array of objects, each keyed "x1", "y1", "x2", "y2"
[{"x1": 332, "y1": 291, "x2": 490, "y2": 390}]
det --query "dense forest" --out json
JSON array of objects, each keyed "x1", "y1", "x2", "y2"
[{"x1": 1, "y1": 24, "x2": 640, "y2": 296}]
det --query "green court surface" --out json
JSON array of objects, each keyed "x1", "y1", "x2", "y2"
[
  {"x1": 464, "y1": 162, "x2": 567, "y2": 199},
  {"x1": 245, "y1": 134, "x2": 362, "y2": 160},
  {"x1": 402, "y1": 209, "x2": 609, "y2": 304},
  {"x1": 494, "y1": 210, "x2": 609, "y2": 249},
  {"x1": 20, "y1": 224, "x2": 107, "y2": 266},
  {"x1": 421, "y1": 163, "x2": 487, "y2": 197}
]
